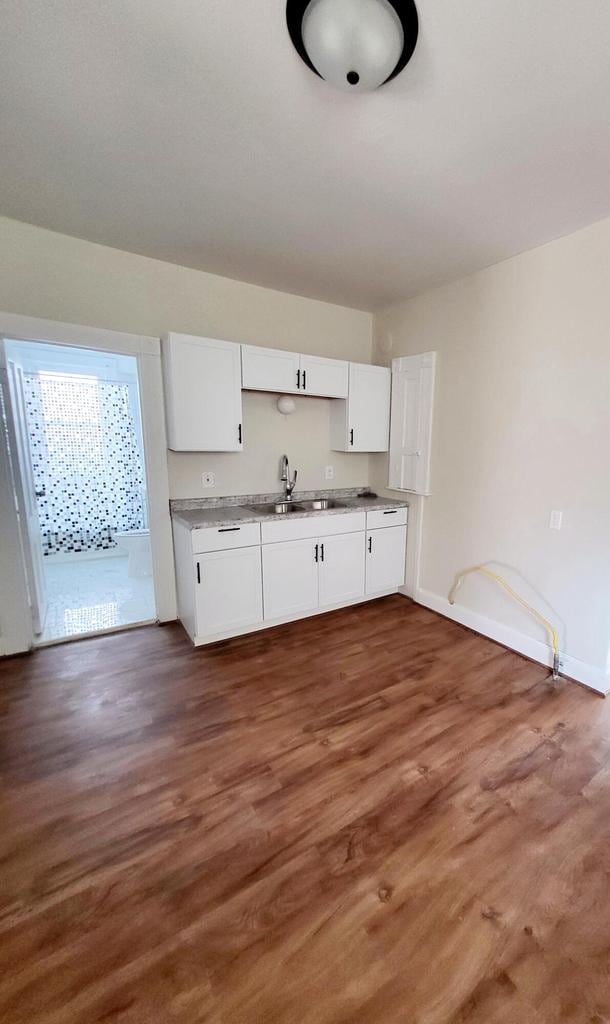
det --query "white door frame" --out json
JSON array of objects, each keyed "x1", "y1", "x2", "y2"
[{"x1": 0, "y1": 311, "x2": 176, "y2": 656}]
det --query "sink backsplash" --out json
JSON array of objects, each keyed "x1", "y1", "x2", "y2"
[{"x1": 171, "y1": 486, "x2": 373, "y2": 512}]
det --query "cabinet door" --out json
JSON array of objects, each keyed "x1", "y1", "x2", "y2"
[
  {"x1": 365, "y1": 525, "x2": 407, "y2": 594},
  {"x1": 299, "y1": 354, "x2": 348, "y2": 398},
  {"x1": 348, "y1": 363, "x2": 391, "y2": 452},
  {"x1": 162, "y1": 334, "x2": 242, "y2": 452},
  {"x1": 241, "y1": 345, "x2": 300, "y2": 394},
  {"x1": 262, "y1": 539, "x2": 319, "y2": 620},
  {"x1": 318, "y1": 532, "x2": 365, "y2": 607},
  {"x1": 330, "y1": 363, "x2": 391, "y2": 452},
  {"x1": 194, "y1": 547, "x2": 262, "y2": 637}
]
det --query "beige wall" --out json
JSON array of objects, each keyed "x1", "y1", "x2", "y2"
[
  {"x1": 371, "y1": 215, "x2": 610, "y2": 682},
  {"x1": 0, "y1": 217, "x2": 372, "y2": 498}
]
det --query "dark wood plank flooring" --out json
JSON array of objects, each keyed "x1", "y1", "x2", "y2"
[{"x1": 1, "y1": 595, "x2": 609, "y2": 1023}]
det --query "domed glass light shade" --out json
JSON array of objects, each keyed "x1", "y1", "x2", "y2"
[{"x1": 286, "y1": 0, "x2": 418, "y2": 92}]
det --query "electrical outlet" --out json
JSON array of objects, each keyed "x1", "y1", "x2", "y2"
[
  {"x1": 325, "y1": 465, "x2": 334, "y2": 480},
  {"x1": 202, "y1": 472, "x2": 215, "y2": 488},
  {"x1": 549, "y1": 510, "x2": 562, "y2": 530}
]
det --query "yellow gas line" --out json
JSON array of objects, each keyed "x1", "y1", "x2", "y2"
[{"x1": 448, "y1": 565, "x2": 561, "y2": 680}]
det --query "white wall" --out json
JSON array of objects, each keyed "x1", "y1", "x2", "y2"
[
  {"x1": 371, "y1": 215, "x2": 610, "y2": 691},
  {"x1": 0, "y1": 217, "x2": 373, "y2": 498}
]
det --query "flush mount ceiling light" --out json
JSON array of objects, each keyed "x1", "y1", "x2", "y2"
[{"x1": 286, "y1": 0, "x2": 418, "y2": 92}]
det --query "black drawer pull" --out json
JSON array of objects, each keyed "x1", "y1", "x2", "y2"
[
  {"x1": 383, "y1": 510, "x2": 398, "y2": 515},
  {"x1": 218, "y1": 527, "x2": 241, "y2": 533},
  {"x1": 196, "y1": 562, "x2": 201, "y2": 584},
  {"x1": 368, "y1": 537, "x2": 372, "y2": 554},
  {"x1": 349, "y1": 428, "x2": 354, "y2": 446}
]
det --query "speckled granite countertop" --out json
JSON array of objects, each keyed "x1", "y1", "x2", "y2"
[{"x1": 170, "y1": 489, "x2": 408, "y2": 530}]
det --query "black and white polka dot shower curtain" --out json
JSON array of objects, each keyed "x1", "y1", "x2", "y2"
[{"x1": 23, "y1": 372, "x2": 146, "y2": 556}]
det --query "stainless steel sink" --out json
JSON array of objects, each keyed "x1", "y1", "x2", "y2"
[
  {"x1": 248, "y1": 502, "x2": 306, "y2": 515},
  {"x1": 299, "y1": 498, "x2": 347, "y2": 510}
]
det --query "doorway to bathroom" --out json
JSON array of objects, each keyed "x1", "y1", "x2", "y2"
[{"x1": 2, "y1": 338, "x2": 156, "y2": 645}]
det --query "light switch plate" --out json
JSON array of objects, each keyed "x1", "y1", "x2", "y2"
[
  {"x1": 325, "y1": 465, "x2": 334, "y2": 480},
  {"x1": 202, "y1": 472, "x2": 215, "y2": 488},
  {"x1": 549, "y1": 510, "x2": 562, "y2": 530}
]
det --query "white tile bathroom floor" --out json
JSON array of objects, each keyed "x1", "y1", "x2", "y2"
[{"x1": 38, "y1": 555, "x2": 156, "y2": 644}]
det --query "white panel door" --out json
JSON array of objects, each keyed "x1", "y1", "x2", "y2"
[
  {"x1": 241, "y1": 345, "x2": 300, "y2": 394},
  {"x1": 299, "y1": 354, "x2": 348, "y2": 398},
  {"x1": 162, "y1": 334, "x2": 243, "y2": 451},
  {"x1": 262, "y1": 538, "x2": 319, "y2": 620},
  {"x1": 3, "y1": 355, "x2": 48, "y2": 634},
  {"x1": 194, "y1": 546, "x2": 262, "y2": 636},
  {"x1": 388, "y1": 352, "x2": 436, "y2": 494},
  {"x1": 318, "y1": 531, "x2": 365, "y2": 607},
  {"x1": 365, "y1": 525, "x2": 407, "y2": 594}
]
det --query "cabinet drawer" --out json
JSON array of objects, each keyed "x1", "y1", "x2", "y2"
[
  {"x1": 261, "y1": 511, "x2": 365, "y2": 545},
  {"x1": 366, "y1": 507, "x2": 408, "y2": 531},
  {"x1": 191, "y1": 522, "x2": 261, "y2": 554}
]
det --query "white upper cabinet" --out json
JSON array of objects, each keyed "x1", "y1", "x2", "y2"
[
  {"x1": 388, "y1": 352, "x2": 436, "y2": 494},
  {"x1": 242, "y1": 345, "x2": 349, "y2": 398},
  {"x1": 241, "y1": 345, "x2": 300, "y2": 394},
  {"x1": 298, "y1": 354, "x2": 348, "y2": 398},
  {"x1": 162, "y1": 333, "x2": 243, "y2": 452},
  {"x1": 330, "y1": 363, "x2": 391, "y2": 452}
]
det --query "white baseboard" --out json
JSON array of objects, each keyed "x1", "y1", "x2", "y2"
[{"x1": 414, "y1": 587, "x2": 608, "y2": 696}]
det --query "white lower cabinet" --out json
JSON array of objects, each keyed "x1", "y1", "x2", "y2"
[
  {"x1": 262, "y1": 538, "x2": 319, "y2": 620},
  {"x1": 365, "y1": 525, "x2": 407, "y2": 594},
  {"x1": 263, "y1": 531, "x2": 366, "y2": 620},
  {"x1": 194, "y1": 546, "x2": 262, "y2": 635},
  {"x1": 318, "y1": 532, "x2": 365, "y2": 606},
  {"x1": 174, "y1": 508, "x2": 407, "y2": 645}
]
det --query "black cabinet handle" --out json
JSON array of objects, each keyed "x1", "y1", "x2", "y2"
[
  {"x1": 238, "y1": 423, "x2": 242, "y2": 444},
  {"x1": 218, "y1": 527, "x2": 240, "y2": 533},
  {"x1": 383, "y1": 510, "x2": 398, "y2": 515},
  {"x1": 296, "y1": 369, "x2": 301, "y2": 389},
  {"x1": 196, "y1": 562, "x2": 201, "y2": 584},
  {"x1": 320, "y1": 542, "x2": 324, "y2": 562},
  {"x1": 314, "y1": 543, "x2": 319, "y2": 563},
  {"x1": 349, "y1": 428, "x2": 354, "y2": 446},
  {"x1": 302, "y1": 369, "x2": 307, "y2": 390},
  {"x1": 368, "y1": 537, "x2": 372, "y2": 554}
]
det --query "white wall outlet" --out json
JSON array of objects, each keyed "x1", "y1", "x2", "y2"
[
  {"x1": 325, "y1": 465, "x2": 335, "y2": 480},
  {"x1": 202, "y1": 472, "x2": 215, "y2": 488},
  {"x1": 549, "y1": 510, "x2": 563, "y2": 530}
]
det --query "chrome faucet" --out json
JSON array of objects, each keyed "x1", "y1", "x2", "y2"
[{"x1": 280, "y1": 454, "x2": 297, "y2": 502}]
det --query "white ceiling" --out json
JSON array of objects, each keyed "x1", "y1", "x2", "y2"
[{"x1": 1, "y1": 0, "x2": 609, "y2": 311}]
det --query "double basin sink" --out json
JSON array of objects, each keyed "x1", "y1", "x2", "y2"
[{"x1": 247, "y1": 498, "x2": 347, "y2": 516}]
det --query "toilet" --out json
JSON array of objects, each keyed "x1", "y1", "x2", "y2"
[{"x1": 115, "y1": 529, "x2": 153, "y2": 578}]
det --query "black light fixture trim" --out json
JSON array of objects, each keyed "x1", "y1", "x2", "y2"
[{"x1": 286, "y1": 0, "x2": 419, "y2": 86}]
